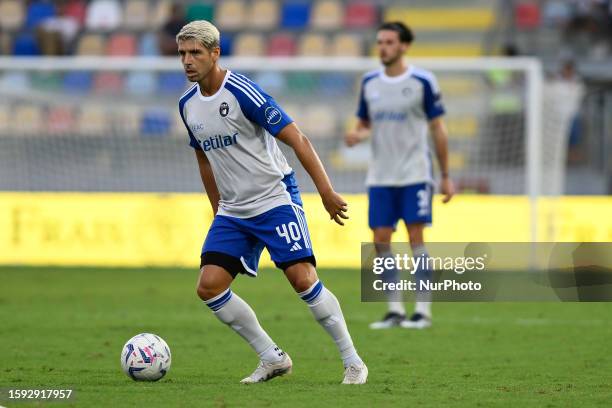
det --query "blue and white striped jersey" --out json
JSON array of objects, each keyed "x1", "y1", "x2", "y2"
[
  {"x1": 179, "y1": 70, "x2": 296, "y2": 218},
  {"x1": 357, "y1": 66, "x2": 445, "y2": 186}
]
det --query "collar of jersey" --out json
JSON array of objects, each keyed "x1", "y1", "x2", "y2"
[
  {"x1": 379, "y1": 65, "x2": 414, "y2": 84},
  {"x1": 196, "y1": 70, "x2": 231, "y2": 101}
]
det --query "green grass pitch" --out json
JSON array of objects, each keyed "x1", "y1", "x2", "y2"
[{"x1": 2, "y1": 266, "x2": 612, "y2": 407}]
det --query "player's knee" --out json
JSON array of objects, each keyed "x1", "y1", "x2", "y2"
[
  {"x1": 285, "y1": 263, "x2": 318, "y2": 292},
  {"x1": 196, "y1": 268, "x2": 229, "y2": 301}
]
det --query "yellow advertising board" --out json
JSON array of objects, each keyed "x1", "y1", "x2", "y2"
[{"x1": 0, "y1": 193, "x2": 610, "y2": 268}]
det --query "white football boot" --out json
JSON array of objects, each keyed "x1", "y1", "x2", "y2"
[
  {"x1": 369, "y1": 312, "x2": 406, "y2": 329},
  {"x1": 342, "y1": 362, "x2": 369, "y2": 384},
  {"x1": 400, "y1": 312, "x2": 432, "y2": 329},
  {"x1": 240, "y1": 353, "x2": 293, "y2": 384}
]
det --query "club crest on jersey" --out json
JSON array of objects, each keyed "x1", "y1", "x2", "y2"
[
  {"x1": 200, "y1": 132, "x2": 238, "y2": 151},
  {"x1": 264, "y1": 107, "x2": 282, "y2": 125},
  {"x1": 219, "y1": 102, "x2": 229, "y2": 117}
]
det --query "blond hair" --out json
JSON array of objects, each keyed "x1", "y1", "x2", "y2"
[{"x1": 176, "y1": 20, "x2": 220, "y2": 50}]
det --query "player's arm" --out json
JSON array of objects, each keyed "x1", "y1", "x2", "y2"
[
  {"x1": 195, "y1": 150, "x2": 220, "y2": 214},
  {"x1": 429, "y1": 117, "x2": 455, "y2": 203},
  {"x1": 277, "y1": 123, "x2": 348, "y2": 226},
  {"x1": 345, "y1": 119, "x2": 371, "y2": 147}
]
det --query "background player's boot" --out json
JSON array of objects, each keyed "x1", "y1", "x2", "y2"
[
  {"x1": 342, "y1": 361, "x2": 368, "y2": 384},
  {"x1": 240, "y1": 353, "x2": 293, "y2": 384},
  {"x1": 400, "y1": 312, "x2": 431, "y2": 329},
  {"x1": 369, "y1": 311, "x2": 406, "y2": 329}
]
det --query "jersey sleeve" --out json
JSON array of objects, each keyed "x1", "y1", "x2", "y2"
[
  {"x1": 420, "y1": 74, "x2": 445, "y2": 120},
  {"x1": 226, "y1": 73, "x2": 293, "y2": 136},
  {"x1": 178, "y1": 88, "x2": 202, "y2": 150},
  {"x1": 356, "y1": 80, "x2": 369, "y2": 121}
]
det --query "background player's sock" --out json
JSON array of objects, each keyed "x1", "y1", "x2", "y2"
[
  {"x1": 380, "y1": 251, "x2": 406, "y2": 316},
  {"x1": 412, "y1": 244, "x2": 432, "y2": 318},
  {"x1": 299, "y1": 280, "x2": 363, "y2": 368},
  {"x1": 205, "y1": 288, "x2": 284, "y2": 362}
]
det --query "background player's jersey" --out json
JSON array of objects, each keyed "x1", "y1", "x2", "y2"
[
  {"x1": 357, "y1": 66, "x2": 445, "y2": 186},
  {"x1": 180, "y1": 70, "x2": 295, "y2": 218}
]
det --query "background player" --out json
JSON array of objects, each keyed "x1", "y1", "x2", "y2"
[
  {"x1": 177, "y1": 21, "x2": 367, "y2": 384},
  {"x1": 345, "y1": 22, "x2": 455, "y2": 329}
]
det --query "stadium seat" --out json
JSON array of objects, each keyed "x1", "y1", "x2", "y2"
[
  {"x1": 220, "y1": 34, "x2": 233, "y2": 56},
  {"x1": 62, "y1": 71, "x2": 93, "y2": 94},
  {"x1": 12, "y1": 33, "x2": 41, "y2": 55},
  {"x1": 151, "y1": 0, "x2": 171, "y2": 29},
  {"x1": 185, "y1": 3, "x2": 214, "y2": 22},
  {"x1": 47, "y1": 106, "x2": 76, "y2": 135},
  {"x1": 76, "y1": 105, "x2": 108, "y2": 135},
  {"x1": 344, "y1": 2, "x2": 377, "y2": 28},
  {"x1": 515, "y1": 2, "x2": 541, "y2": 29},
  {"x1": 249, "y1": 0, "x2": 279, "y2": 30},
  {"x1": 138, "y1": 32, "x2": 160, "y2": 56},
  {"x1": 216, "y1": 0, "x2": 245, "y2": 30},
  {"x1": 384, "y1": 7, "x2": 495, "y2": 31},
  {"x1": 115, "y1": 106, "x2": 141, "y2": 135},
  {"x1": 93, "y1": 72, "x2": 124, "y2": 95},
  {"x1": 267, "y1": 33, "x2": 296, "y2": 56},
  {"x1": 106, "y1": 33, "x2": 137, "y2": 56},
  {"x1": 318, "y1": 73, "x2": 352, "y2": 96},
  {"x1": 25, "y1": 1, "x2": 55, "y2": 29},
  {"x1": 298, "y1": 33, "x2": 328, "y2": 56},
  {"x1": 141, "y1": 108, "x2": 172, "y2": 137},
  {"x1": 0, "y1": 71, "x2": 30, "y2": 92},
  {"x1": 158, "y1": 72, "x2": 188, "y2": 95},
  {"x1": 64, "y1": 0, "x2": 87, "y2": 26},
  {"x1": 0, "y1": 0, "x2": 25, "y2": 31},
  {"x1": 12, "y1": 105, "x2": 43, "y2": 136},
  {"x1": 123, "y1": 0, "x2": 149, "y2": 30},
  {"x1": 0, "y1": 32, "x2": 12, "y2": 55},
  {"x1": 233, "y1": 33, "x2": 265, "y2": 56},
  {"x1": 125, "y1": 71, "x2": 156, "y2": 96},
  {"x1": 31, "y1": 72, "x2": 62, "y2": 91},
  {"x1": 85, "y1": 0, "x2": 122, "y2": 31},
  {"x1": 302, "y1": 106, "x2": 336, "y2": 139},
  {"x1": 331, "y1": 34, "x2": 362, "y2": 56},
  {"x1": 280, "y1": 2, "x2": 310, "y2": 29},
  {"x1": 311, "y1": 0, "x2": 342, "y2": 30},
  {"x1": 76, "y1": 33, "x2": 105, "y2": 55},
  {"x1": 252, "y1": 72, "x2": 285, "y2": 95}
]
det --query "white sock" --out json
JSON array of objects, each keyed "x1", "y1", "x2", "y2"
[
  {"x1": 412, "y1": 244, "x2": 432, "y2": 318},
  {"x1": 415, "y1": 301, "x2": 432, "y2": 318},
  {"x1": 379, "y1": 251, "x2": 405, "y2": 315},
  {"x1": 299, "y1": 280, "x2": 362, "y2": 368},
  {"x1": 205, "y1": 288, "x2": 284, "y2": 363}
]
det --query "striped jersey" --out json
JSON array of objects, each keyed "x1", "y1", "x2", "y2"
[
  {"x1": 357, "y1": 66, "x2": 445, "y2": 186},
  {"x1": 179, "y1": 70, "x2": 296, "y2": 218}
]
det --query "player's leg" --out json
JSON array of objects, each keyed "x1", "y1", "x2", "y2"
[
  {"x1": 400, "y1": 183, "x2": 433, "y2": 329},
  {"x1": 284, "y1": 262, "x2": 367, "y2": 384},
  {"x1": 369, "y1": 187, "x2": 406, "y2": 329},
  {"x1": 198, "y1": 216, "x2": 291, "y2": 383}
]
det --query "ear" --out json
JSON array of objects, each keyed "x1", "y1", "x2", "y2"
[{"x1": 211, "y1": 46, "x2": 221, "y2": 62}]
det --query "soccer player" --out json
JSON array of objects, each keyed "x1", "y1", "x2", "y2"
[
  {"x1": 345, "y1": 22, "x2": 455, "y2": 329},
  {"x1": 176, "y1": 21, "x2": 367, "y2": 384}
]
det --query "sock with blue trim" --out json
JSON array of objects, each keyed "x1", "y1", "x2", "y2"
[
  {"x1": 299, "y1": 280, "x2": 362, "y2": 368},
  {"x1": 205, "y1": 288, "x2": 284, "y2": 363},
  {"x1": 412, "y1": 244, "x2": 432, "y2": 318}
]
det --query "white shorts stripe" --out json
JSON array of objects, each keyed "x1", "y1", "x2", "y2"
[
  {"x1": 292, "y1": 204, "x2": 311, "y2": 249},
  {"x1": 227, "y1": 78, "x2": 262, "y2": 107},
  {"x1": 229, "y1": 74, "x2": 266, "y2": 105},
  {"x1": 231, "y1": 73, "x2": 266, "y2": 103}
]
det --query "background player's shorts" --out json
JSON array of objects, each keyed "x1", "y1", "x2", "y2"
[
  {"x1": 368, "y1": 182, "x2": 433, "y2": 229},
  {"x1": 201, "y1": 204, "x2": 315, "y2": 277}
]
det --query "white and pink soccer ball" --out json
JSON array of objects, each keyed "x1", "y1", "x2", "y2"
[{"x1": 120, "y1": 333, "x2": 171, "y2": 381}]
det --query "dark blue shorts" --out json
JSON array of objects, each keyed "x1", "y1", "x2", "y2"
[
  {"x1": 202, "y1": 204, "x2": 315, "y2": 276},
  {"x1": 368, "y1": 183, "x2": 433, "y2": 229}
]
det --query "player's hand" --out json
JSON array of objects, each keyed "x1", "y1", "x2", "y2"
[
  {"x1": 440, "y1": 176, "x2": 455, "y2": 203},
  {"x1": 321, "y1": 190, "x2": 349, "y2": 226},
  {"x1": 345, "y1": 131, "x2": 363, "y2": 147}
]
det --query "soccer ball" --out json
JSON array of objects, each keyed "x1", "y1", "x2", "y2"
[{"x1": 120, "y1": 333, "x2": 171, "y2": 381}]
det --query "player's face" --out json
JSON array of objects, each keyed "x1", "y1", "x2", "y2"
[
  {"x1": 178, "y1": 39, "x2": 220, "y2": 82},
  {"x1": 376, "y1": 30, "x2": 407, "y2": 66}
]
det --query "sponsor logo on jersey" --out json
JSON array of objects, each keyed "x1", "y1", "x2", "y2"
[
  {"x1": 264, "y1": 106, "x2": 282, "y2": 125},
  {"x1": 200, "y1": 132, "x2": 239, "y2": 151},
  {"x1": 402, "y1": 87, "x2": 413, "y2": 97},
  {"x1": 219, "y1": 102, "x2": 229, "y2": 117},
  {"x1": 190, "y1": 123, "x2": 205, "y2": 133},
  {"x1": 372, "y1": 110, "x2": 408, "y2": 122}
]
